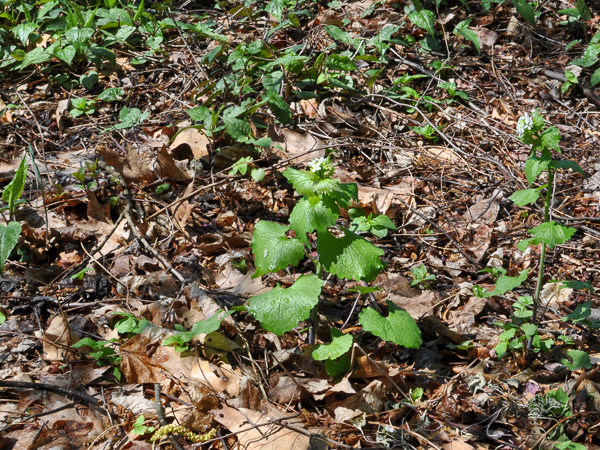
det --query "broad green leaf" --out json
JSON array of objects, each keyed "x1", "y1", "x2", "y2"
[
  {"x1": 98, "y1": 87, "x2": 125, "y2": 102},
  {"x1": 549, "y1": 160, "x2": 586, "y2": 177},
  {"x1": 0, "y1": 222, "x2": 21, "y2": 275},
  {"x1": 591, "y1": 67, "x2": 600, "y2": 86},
  {"x1": 13, "y1": 22, "x2": 37, "y2": 46},
  {"x1": 325, "y1": 354, "x2": 350, "y2": 378},
  {"x1": 248, "y1": 274, "x2": 324, "y2": 335},
  {"x1": 325, "y1": 54, "x2": 356, "y2": 71},
  {"x1": 112, "y1": 108, "x2": 148, "y2": 129},
  {"x1": 565, "y1": 302, "x2": 592, "y2": 322},
  {"x1": 524, "y1": 150, "x2": 551, "y2": 184},
  {"x1": 265, "y1": 0, "x2": 290, "y2": 22},
  {"x1": 485, "y1": 269, "x2": 530, "y2": 297},
  {"x1": 265, "y1": 91, "x2": 292, "y2": 124},
  {"x1": 312, "y1": 328, "x2": 353, "y2": 361},
  {"x1": 453, "y1": 19, "x2": 480, "y2": 54},
  {"x1": 3, "y1": 155, "x2": 28, "y2": 215},
  {"x1": 251, "y1": 221, "x2": 305, "y2": 277},
  {"x1": 572, "y1": 43, "x2": 600, "y2": 67},
  {"x1": 494, "y1": 340, "x2": 508, "y2": 359},
  {"x1": 318, "y1": 228, "x2": 386, "y2": 281},
  {"x1": 359, "y1": 302, "x2": 422, "y2": 348},
  {"x1": 162, "y1": 310, "x2": 233, "y2": 349},
  {"x1": 89, "y1": 46, "x2": 116, "y2": 66},
  {"x1": 329, "y1": 183, "x2": 358, "y2": 209},
  {"x1": 289, "y1": 196, "x2": 339, "y2": 244},
  {"x1": 0, "y1": 311, "x2": 5, "y2": 324},
  {"x1": 187, "y1": 106, "x2": 211, "y2": 122},
  {"x1": 370, "y1": 214, "x2": 397, "y2": 236},
  {"x1": 54, "y1": 45, "x2": 76, "y2": 65},
  {"x1": 561, "y1": 349, "x2": 592, "y2": 371},
  {"x1": 409, "y1": 9, "x2": 436, "y2": 37},
  {"x1": 325, "y1": 25, "x2": 362, "y2": 49},
  {"x1": 529, "y1": 221, "x2": 576, "y2": 249},
  {"x1": 283, "y1": 168, "x2": 341, "y2": 197},
  {"x1": 509, "y1": 189, "x2": 540, "y2": 206},
  {"x1": 21, "y1": 47, "x2": 52, "y2": 69},
  {"x1": 576, "y1": 0, "x2": 592, "y2": 21},
  {"x1": 537, "y1": 127, "x2": 561, "y2": 152},
  {"x1": 80, "y1": 71, "x2": 98, "y2": 89},
  {"x1": 517, "y1": 237, "x2": 537, "y2": 251},
  {"x1": 224, "y1": 117, "x2": 251, "y2": 141},
  {"x1": 560, "y1": 281, "x2": 595, "y2": 294},
  {"x1": 513, "y1": 0, "x2": 536, "y2": 26},
  {"x1": 520, "y1": 323, "x2": 537, "y2": 337}
]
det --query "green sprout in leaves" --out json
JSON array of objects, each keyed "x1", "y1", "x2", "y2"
[
  {"x1": 72, "y1": 338, "x2": 122, "y2": 381},
  {"x1": 409, "y1": 264, "x2": 436, "y2": 289},
  {"x1": 249, "y1": 157, "x2": 421, "y2": 360}
]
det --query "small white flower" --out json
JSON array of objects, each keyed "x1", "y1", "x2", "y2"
[
  {"x1": 308, "y1": 157, "x2": 327, "y2": 173},
  {"x1": 516, "y1": 113, "x2": 533, "y2": 138}
]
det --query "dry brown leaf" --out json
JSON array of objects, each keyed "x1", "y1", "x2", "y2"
[
  {"x1": 212, "y1": 405, "x2": 311, "y2": 450},
  {"x1": 275, "y1": 129, "x2": 325, "y2": 164},
  {"x1": 328, "y1": 380, "x2": 386, "y2": 423},
  {"x1": 299, "y1": 99, "x2": 319, "y2": 119},
  {"x1": 190, "y1": 359, "x2": 240, "y2": 397},
  {"x1": 443, "y1": 440, "x2": 476, "y2": 450},
  {"x1": 388, "y1": 290, "x2": 440, "y2": 319},
  {"x1": 463, "y1": 189, "x2": 502, "y2": 225},
  {"x1": 169, "y1": 127, "x2": 210, "y2": 160},
  {"x1": 43, "y1": 315, "x2": 79, "y2": 362}
]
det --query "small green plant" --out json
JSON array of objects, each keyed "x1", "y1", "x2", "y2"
[
  {"x1": 73, "y1": 159, "x2": 100, "y2": 190},
  {"x1": 0, "y1": 154, "x2": 28, "y2": 275},
  {"x1": 561, "y1": 70, "x2": 578, "y2": 94},
  {"x1": 132, "y1": 415, "x2": 155, "y2": 436},
  {"x1": 230, "y1": 156, "x2": 265, "y2": 182},
  {"x1": 479, "y1": 110, "x2": 587, "y2": 360},
  {"x1": 409, "y1": 264, "x2": 436, "y2": 288},
  {"x1": 72, "y1": 337, "x2": 122, "y2": 380},
  {"x1": 108, "y1": 108, "x2": 149, "y2": 131},
  {"x1": 247, "y1": 156, "x2": 421, "y2": 369},
  {"x1": 155, "y1": 183, "x2": 171, "y2": 195},
  {"x1": 70, "y1": 97, "x2": 96, "y2": 117},
  {"x1": 438, "y1": 81, "x2": 470, "y2": 104},
  {"x1": 348, "y1": 209, "x2": 396, "y2": 237},
  {"x1": 71, "y1": 267, "x2": 92, "y2": 280},
  {"x1": 162, "y1": 310, "x2": 234, "y2": 353},
  {"x1": 109, "y1": 312, "x2": 150, "y2": 337}
]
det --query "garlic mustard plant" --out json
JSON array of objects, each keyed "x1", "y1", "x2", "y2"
[{"x1": 247, "y1": 157, "x2": 421, "y2": 373}]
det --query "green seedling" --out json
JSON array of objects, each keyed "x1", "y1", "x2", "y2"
[
  {"x1": 410, "y1": 264, "x2": 436, "y2": 288},
  {"x1": 72, "y1": 337, "x2": 122, "y2": 380},
  {"x1": 132, "y1": 415, "x2": 155, "y2": 436},
  {"x1": 70, "y1": 97, "x2": 96, "y2": 117},
  {"x1": 348, "y1": 209, "x2": 396, "y2": 238}
]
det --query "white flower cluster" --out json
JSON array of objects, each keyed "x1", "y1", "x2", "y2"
[
  {"x1": 308, "y1": 157, "x2": 329, "y2": 173},
  {"x1": 516, "y1": 113, "x2": 533, "y2": 138}
]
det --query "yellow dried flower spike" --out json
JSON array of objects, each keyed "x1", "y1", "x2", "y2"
[{"x1": 151, "y1": 424, "x2": 217, "y2": 443}]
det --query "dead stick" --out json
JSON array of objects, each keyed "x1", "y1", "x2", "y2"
[
  {"x1": 154, "y1": 383, "x2": 185, "y2": 450},
  {"x1": 0, "y1": 381, "x2": 115, "y2": 418}
]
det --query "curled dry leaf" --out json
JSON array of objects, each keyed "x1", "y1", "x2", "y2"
[{"x1": 212, "y1": 405, "x2": 313, "y2": 450}]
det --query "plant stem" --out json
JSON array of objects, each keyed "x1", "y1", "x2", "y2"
[
  {"x1": 531, "y1": 167, "x2": 554, "y2": 326},
  {"x1": 308, "y1": 261, "x2": 323, "y2": 345}
]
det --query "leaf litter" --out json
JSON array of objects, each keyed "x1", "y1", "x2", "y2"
[{"x1": 0, "y1": 0, "x2": 599, "y2": 448}]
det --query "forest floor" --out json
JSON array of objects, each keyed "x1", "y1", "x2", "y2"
[{"x1": 1, "y1": 0, "x2": 600, "y2": 448}]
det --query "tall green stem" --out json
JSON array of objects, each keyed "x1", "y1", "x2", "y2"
[
  {"x1": 531, "y1": 168, "x2": 554, "y2": 326},
  {"x1": 308, "y1": 261, "x2": 323, "y2": 345}
]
